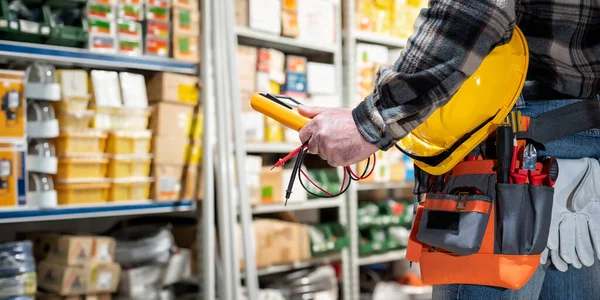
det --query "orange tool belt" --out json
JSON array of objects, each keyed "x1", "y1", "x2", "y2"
[{"x1": 405, "y1": 116, "x2": 555, "y2": 290}]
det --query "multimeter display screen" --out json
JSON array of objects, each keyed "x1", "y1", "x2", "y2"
[{"x1": 262, "y1": 93, "x2": 303, "y2": 110}]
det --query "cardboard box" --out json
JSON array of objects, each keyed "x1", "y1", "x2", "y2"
[
  {"x1": 37, "y1": 261, "x2": 89, "y2": 295},
  {"x1": 181, "y1": 163, "x2": 198, "y2": 200},
  {"x1": 91, "y1": 236, "x2": 115, "y2": 264},
  {"x1": 162, "y1": 248, "x2": 192, "y2": 286},
  {"x1": 237, "y1": 45, "x2": 257, "y2": 111},
  {"x1": 0, "y1": 140, "x2": 26, "y2": 207},
  {"x1": 242, "y1": 111, "x2": 264, "y2": 143},
  {"x1": 0, "y1": 70, "x2": 25, "y2": 138},
  {"x1": 150, "y1": 102, "x2": 195, "y2": 137},
  {"x1": 235, "y1": 0, "x2": 249, "y2": 26},
  {"x1": 281, "y1": 0, "x2": 298, "y2": 37},
  {"x1": 151, "y1": 164, "x2": 184, "y2": 201},
  {"x1": 172, "y1": 8, "x2": 200, "y2": 36},
  {"x1": 298, "y1": 0, "x2": 335, "y2": 44},
  {"x1": 38, "y1": 234, "x2": 94, "y2": 266},
  {"x1": 249, "y1": 0, "x2": 281, "y2": 35},
  {"x1": 259, "y1": 166, "x2": 283, "y2": 204},
  {"x1": 37, "y1": 293, "x2": 112, "y2": 300},
  {"x1": 118, "y1": 264, "x2": 163, "y2": 297},
  {"x1": 307, "y1": 62, "x2": 336, "y2": 95},
  {"x1": 173, "y1": 34, "x2": 200, "y2": 64},
  {"x1": 173, "y1": 0, "x2": 198, "y2": 9},
  {"x1": 89, "y1": 263, "x2": 121, "y2": 294},
  {"x1": 152, "y1": 136, "x2": 188, "y2": 165},
  {"x1": 146, "y1": 73, "x2": 199, "y2": 105}
]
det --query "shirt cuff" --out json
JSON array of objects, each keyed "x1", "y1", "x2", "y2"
[{"x1": 352, "y1": 100, "x2": 397, "y2": 150}]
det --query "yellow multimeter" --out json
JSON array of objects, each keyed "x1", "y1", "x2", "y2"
[{"x1": 250, "y1": 92, "x2": 311, "y2": 131}]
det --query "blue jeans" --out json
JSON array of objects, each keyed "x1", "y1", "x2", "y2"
[{"x1": 433, "y1": 99, "x2": 600, "y2": 300}]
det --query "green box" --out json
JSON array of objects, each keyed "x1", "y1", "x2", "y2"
[{"x1": 0, "y1": 0, "x2": 51, "y2": 43}]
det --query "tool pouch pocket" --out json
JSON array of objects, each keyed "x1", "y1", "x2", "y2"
[
  {"x1": 417, "y1": 193, "x2": 492, "y2": 255},
  {"x1": 496, "y1": 183, "x2": 554, "y2": 255}
]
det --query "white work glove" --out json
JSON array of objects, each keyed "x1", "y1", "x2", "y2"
[{"x1": 542, "y1": 158, "x2": 600, "y2": 271}]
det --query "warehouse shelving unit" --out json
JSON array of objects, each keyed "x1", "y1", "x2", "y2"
[
  {"x1": 342, "y1": 1, "x2": 415, "y2": 300},
  {"x1": 207, "y1": 0, "x2": 351, "y2": 299},
  {"x1": 0, "y1": 40, "x2": 197, "y2": 74},
  {"x1": 0, "y1": 201, "x2": 194, "y2": 224}
]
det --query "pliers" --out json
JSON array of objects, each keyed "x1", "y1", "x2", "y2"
[{"x1": 510, "y1": 144, "x2": 547, "y2": 185}]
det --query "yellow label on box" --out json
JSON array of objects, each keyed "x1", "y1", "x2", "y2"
[{"x1": 177, "y1": 84, "x2": 199, "y2": 105}]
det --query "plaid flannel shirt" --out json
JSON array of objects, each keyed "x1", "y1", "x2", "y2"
[{"x1": 353, "y1": 0, "x2": 600, "y2": 150}]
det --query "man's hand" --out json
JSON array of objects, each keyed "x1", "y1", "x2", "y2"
[{"x1": 298, "y1": 105, "x2": 379, "y2": 167}]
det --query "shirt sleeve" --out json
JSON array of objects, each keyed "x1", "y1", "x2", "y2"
[{"x1": 352, "y1": 0, "x2": 517, "y2": 150}]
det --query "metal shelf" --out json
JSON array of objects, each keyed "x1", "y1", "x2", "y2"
[
  {"x1": 245, "y1": 142, "x2": 299, "y2": 153},
  {"x1": 252, "y1": 198, "x2": 342, "y2": 214},
  {"x1": 254, "y1": 254, "x2": 341, "y2": 277},
  {"x1": 0, "y1": 200, "x2": 194, "y2": 223},
  {"x1": 358, "y1": 249, "x2": 407, "y2": 266},
  {"x1": 353, "y1": 30, "x2": 407, "y2": 48},
  {"x1": 357, "y1": 181, "x2": 414, "y2": 191},
  {"x1": 236, "y1": 26, "x2": 337, "y2": 55},
  {"x1": 0, "y1": 40, "x2": 197, "y2": 74}
]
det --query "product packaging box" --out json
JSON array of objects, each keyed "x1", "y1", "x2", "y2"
[
  {"x1": 260, "y1": 166, "x2": 283, "y2": 204},
  {"x1": 38, "y1": 261, "x2": 120, "y2": 295},
  {"x1": 32, "y1": 234, "x2": 94, "y2": 266},
  {"x1": 172, "y1": 8, "x2": 200, "y2": 36},
  {"x1": 283, "y1": 72, "x2": 307, "y2": 98},
  {"x1": 37, "y1": 292, "x2": 112, "y2": 300},
  {"x1": 173, "y1": 0, "x2": 199, "y2": 9},
  {"x1": 145, "y1": 35, "x2": 170, "y2": 57},
  {"x1": 38, "y1": 261, "x2": 88, "y2": 296},
  {"x1": 173, "y1": 34, "x2": 200, "y2": 63},
  {"x1": 0, "y1": 70, "x2": 25, "y2": 138},
  {"x1": 146, "y1": 73, "x2": 199, "y2": 105},
  {"x1": 235, "y1": 0, "x2": 249, "y2": 26},
  {"x1": 91, "y1": 236, "x2": 116, "y2": 264},
  {"x1": 242, "y1": 111, "x2": 265, "y2": 143},
  {"x1": 0, "y1": 140, "x2": 26, "y2": 207},
  {"x1": 281, "y1": 0, "x2": 299, "y2": 37},
  {"x1": 245, "y1": 155, "x2": 262, "y2": 205},
  {"x1": 151, "y1": 164, "x2": 184, "y2": 201},
  {"x1": 237, "y1": 45, "x2": 258, "y2": 110},
  {"x1": 152, "y1": 136, "x2": 188, "y2": 165},
  {"x1": 180, "y1": 163, "x2": 198, "y2": 200},
  {"x1": 249, "y1": 0, "x2": 281, "y2": 35},
  {"x1": 307, "y1": 62, "x2": 335, "y2": 95},
  {"x1": 297, "y1": 0, "x2": 335, "y2": 44},
  {"x1": 150, "y1": 102, "x2": 195, "y2": 137}
]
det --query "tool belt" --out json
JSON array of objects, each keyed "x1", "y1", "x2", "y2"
[{"x1": 405, "y1": 100, "x2": 600, "y2": 290}]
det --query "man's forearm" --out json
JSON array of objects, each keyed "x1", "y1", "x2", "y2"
[{"x1": 353, "y1": 0, "x2": 516, "y2": 150}]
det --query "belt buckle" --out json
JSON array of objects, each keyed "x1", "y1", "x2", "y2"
[{"x1": 456, "y1": 192, "x2": 468, "y2": 211}]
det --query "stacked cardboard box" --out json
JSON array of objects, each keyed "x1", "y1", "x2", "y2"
[
  {"x1": 147, "y1": 72, "x2": 201, "y2": 201},
  {"x1": 30, "y1": 234, "x2": 120, "y2": 297},
  {"x1": 171, "y1": 0, "x2": 200, "y2": 63}
]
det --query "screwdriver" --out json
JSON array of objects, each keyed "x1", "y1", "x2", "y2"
[{"x1": 496, "y1": 123, "x2": 513, "y2": 183}]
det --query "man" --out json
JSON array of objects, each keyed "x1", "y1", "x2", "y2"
[{"x1": 298, "y1": 0, "x2": 600, "y2": 299}]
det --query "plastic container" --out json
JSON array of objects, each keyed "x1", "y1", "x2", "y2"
[
  {"x1": 54, "y1": 129, "x2": 107, "y2": 154},
  {"x1": 109, "y1": 178, "x2": 153, "y2": 201},
  {"x1": 52, "y1": 96, "x2": 91, "y2": 112},
  {"x1": 106, "y1": 130, "x2": 151, "y2": 155},
  {"x1": 0, "y1": 0, "x2": 51, "y2": 43},
  {"x1": 43, "y1": 6, "x2": 88, "y2": 47},
  {"x1": 107, "y1": 155, "x2": 152, "y2": 178},
  {"x1": 56, "y1": 155, "x2": 108, "y2": 179},
  {"x1": 56, "y1": 110, "x2": 94, "y2": 129},
  {"x1": 92, "y1": 107, "x2": 150, "y2": 131},
  {"x1": 55, "y1": 180, "x2": 110, "y2": 205}
]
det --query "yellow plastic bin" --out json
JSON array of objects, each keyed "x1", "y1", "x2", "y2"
[
  {"x1": 106, "y1": 130, "x2": 152, "y2": 155},
  {"x1": 54, "y1": 129, "x2": 107, "y2": 154},
  {"x1": 109, "y1": 178, "x2": 153, "y2": 202},
  {"x1": 55, "y1": 180, "x2": 110, "y2": 205},
  {"x1": 52, "y1": 96, "x2": 91, "y2": 113},
  {"x1": 107, "y1": 155, "x2": 152, "y2": 178},
  {"x1": 56, "y1": 155, "x2": 109, "y2": 180},
  {"x1": 92, "y1": 107, "x2": 151, "y2": 131},
  {"x1": 56, "y1": 110, "x2": 94, "y2": 129}
]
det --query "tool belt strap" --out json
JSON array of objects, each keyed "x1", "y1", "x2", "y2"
[{"x1": 517, "y1": 101, "x2": 600, "y2": 144}]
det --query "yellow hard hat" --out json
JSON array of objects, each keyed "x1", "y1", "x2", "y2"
[{"x1": 397, "y1": 26, "x2": 529, "y2": 175}]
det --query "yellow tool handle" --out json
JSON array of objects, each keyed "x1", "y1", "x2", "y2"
[{"x1": 250, "y1": 92, "x2": 311, "y2": 131}]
